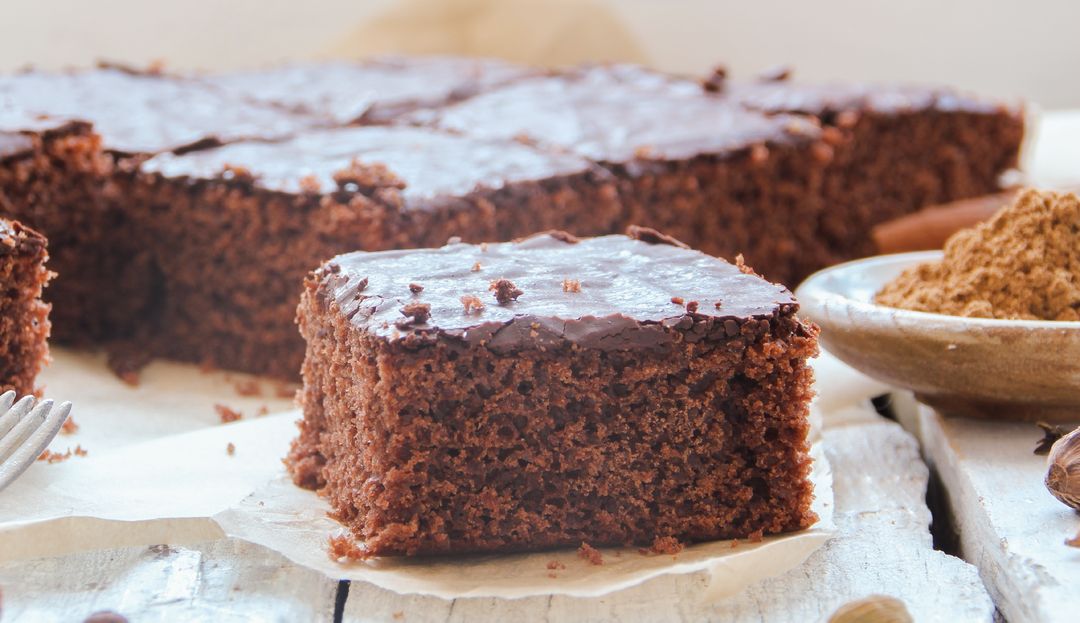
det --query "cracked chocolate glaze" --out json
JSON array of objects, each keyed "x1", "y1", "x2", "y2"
[
  {"x1": 203, "y1": 55, "x2": 536, "y2": 125},
  {"x1": 727, "y1": 80, "x2": 1016, "y2": 118},
  {"x1": 315, "y1": 232, "x2": 799, "y2": 352},
  {"x1": 412, "y1": 65, "x2": 821, "y2": 164},
  {"x1": 141, "y1": 125, "x2": 597, "y2": 201},
  {"x1": 0, "y1": 66, "x2": 313, "y2": 155}
]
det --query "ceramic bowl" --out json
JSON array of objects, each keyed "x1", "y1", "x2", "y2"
[{"x1": 795, "y1": 251, "x2": 1080, "y2": 422}]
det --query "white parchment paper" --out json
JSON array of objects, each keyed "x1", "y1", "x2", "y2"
[{"x1": 0, "y1": 348, "x2": 841, "y2": 601}]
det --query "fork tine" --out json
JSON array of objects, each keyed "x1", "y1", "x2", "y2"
[
  {"x1": 0, "y1": 399, "x2": 50, "y2": 464},
  {"x1": 0, "y1": 394, "x2": 36, "y2": 439},
  {"x1": 0, "y1": 390, "x2": 15, "y2": 411},
  {"x1": 0, "y1": 401, "x2": 71, "y2": 491}
]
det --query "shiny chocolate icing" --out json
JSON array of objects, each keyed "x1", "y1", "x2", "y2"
[
  {"x1": 0, "y1": 66, "x2": 314, "y2": 155},
  {"x1": 204, "y1": 55, "x2": 537, "y2": 125},
  {"x1": 140, "y1": 125, "x2": 599, "y2": 203},
  {"x1": 411, "y1": 65, "x2": 821, "y2": 164},
  {"x1": 315, "y1": 231, "x2": 798, "y2": 352}
]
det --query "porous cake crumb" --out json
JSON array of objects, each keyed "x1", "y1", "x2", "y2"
[
  {"x1": 650, "y1": 536, "x2": 684, "y2": 555},
  {"x1": 327, "y1": 534, "x2": 368, "y2": 562}
]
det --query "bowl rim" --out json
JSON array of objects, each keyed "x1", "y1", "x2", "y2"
[{"x1": 795, "y1": 251, "x2": 1080, "y2": 331}]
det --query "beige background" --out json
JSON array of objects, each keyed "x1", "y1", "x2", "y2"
[{"x1": 1, "y1": 0, "x2": 1078, "y2": 108}]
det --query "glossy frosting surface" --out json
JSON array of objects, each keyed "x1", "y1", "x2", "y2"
[
  {"x1": 415, "y1": 65, "x2": 820, "y2": 163},
  {"x1": 204, "y1": 56, "x2": 535, "y2": 124},
  {"x1": 318, "y1": 232, "x2": 797, "y2": 351},
  {"x1": 728, "y1": 80, "x2": 1011, "y2": 116},
  {"x1": 140, "y1": 125, "x2": 595, "y2": 201},
  {"x1": 0, "y1": 67, "x2": 313, "y2": 155}
]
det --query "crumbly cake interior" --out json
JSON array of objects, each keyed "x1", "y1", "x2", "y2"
[
  {"x1": 0, "y1": 219, "x2": 50, "y2": 395},
  {"x1": 813, "y1": 109, "x2": 1026, "y2": 271},
  {"x1": 0, "y1": 125, "x2": 150, "y2": 345}
]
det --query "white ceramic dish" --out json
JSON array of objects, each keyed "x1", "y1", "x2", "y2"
[{"x1": 796, "y1": 251, "x2": 1080, "y2": 422}]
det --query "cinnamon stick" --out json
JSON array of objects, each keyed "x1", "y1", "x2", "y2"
[{"x1": 872, "y1": 190, "x2": 1018, "y2": 254}]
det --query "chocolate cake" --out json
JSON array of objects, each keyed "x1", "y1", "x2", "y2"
[
  {"x1": 0, "y1": 58, "x2": 1024, "y2": 381},
  {"x1": 724, "y1": 76, "x2": 1026, "y2": 269},
  {"x1": 0, "y1": 65, "x2": 318, "y2": 346},
  {"x1": 0, "y1": 215, "x2": 50, "y2": 395},
  {"x1": 287, "y1": 230, "x2": 819, "y2": 556},
  {"x1": 0, "y1": 64, "x2": 315, "y2": 156},
  {"x1": 411, "y1": 65, "x2": 1025, "y2": 284},
  {"x1": 129, "y1": 126, "x2": 620, "y2": 377},
  {"x1": 0, "y1": 119, "x2": 132, "y2": 345}
]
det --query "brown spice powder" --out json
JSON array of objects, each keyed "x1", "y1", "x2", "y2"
[{"x1": 876, "y1": 189, "x2": 1080, "y2": 320}]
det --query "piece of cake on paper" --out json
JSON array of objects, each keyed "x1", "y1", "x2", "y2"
[
  {"x1": 288, "y1": 228, "x2": 819, "y2": 557},
  {"x1": 0, "y1": 216, "x2": 50, "y2": 395}
]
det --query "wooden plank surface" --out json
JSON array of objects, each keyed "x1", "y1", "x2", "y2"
[
  {"x1": 898, "y1": 398, "x2": 1080, "y2": 623},
  {"x1": 0, "y1": 540, "x2": 339, "y2": 622}
]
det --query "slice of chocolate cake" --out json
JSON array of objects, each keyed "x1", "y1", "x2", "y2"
[
  {"x1": 203, "y1": 55, "x2": 538, "y2": 125},
  {"x1": 288, "y1": 229, "x2": 818, "y2": 556},
  {"x1": 413, "y1": 65, "x2": 1023, "y2": 284},
  {"x1": 0, "y1": 120, "x2": 141, "y2": 346},
  {"x1": 130, "y1": 126, "x2": 621, "y2": 378},
  {"x1": 0, "y1": 217, "x2": 50, "y2": 395},
  {"x1": 724, "y1": 75, "x2": 1025, "y2": 270}
]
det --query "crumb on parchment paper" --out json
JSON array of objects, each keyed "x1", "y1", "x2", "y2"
[{"x1": 577, "y1": 542, "x2": 603, "y2": 565}]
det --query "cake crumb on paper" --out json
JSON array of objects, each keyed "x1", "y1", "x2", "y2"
[
  {"x1": 37, "y1": 445, "x2": 87, "y2": 464},
  {"x1": 215, "y1": 404, "x2": 243, "y2": 423},
  {"x1": 546, "y1": 560, "x2": 566, "y2": 570},
  {"x1": 327, "y1": 534, "x2": 369, "y2": 562},
  {"x1": 577, "y1": 542, "x2": 603, "y2": 565},
  {"x1": 60, "y1": 415, "x2": 79, "y2": 435},
  {"x1": 226, "y1": 442, "x2": 236, "y2": 456}
]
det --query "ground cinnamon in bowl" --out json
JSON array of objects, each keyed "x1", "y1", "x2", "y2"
[{"x1": 875, "y1": 189, "x2": 1080, "y2": 320}]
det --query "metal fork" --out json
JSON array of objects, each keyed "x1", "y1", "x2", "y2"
[{"x1": 0, "y1": 390, "x2": 72, "y2": 492}]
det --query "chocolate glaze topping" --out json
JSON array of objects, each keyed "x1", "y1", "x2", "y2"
[
  {"x1": 412, "y1": 65, "x2": 821, "y2": 163},
  {"x1": 727, "y1": 80, "x2": 1014, "y2": 118},
  {"x1": 317, "y1": 232, "x2": 798, "y2": 352},
  {"x1": 140, "y1": 126, "x2": 598, "y2": 202},
  {"x1": 0, "y1": 66, "x2": 314, "y2": 155},
  {"x1": 204, "y1": 55, "x2": 536, "y2": 125}
]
